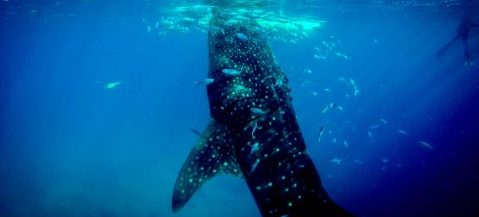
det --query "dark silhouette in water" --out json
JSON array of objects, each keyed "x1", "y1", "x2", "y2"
[
  {"x1": 171, "y1": 8, "x2": 351, "y2": 217},
  {"x1": 436, "y1": 15, "x2": 479, "y2": 65}
]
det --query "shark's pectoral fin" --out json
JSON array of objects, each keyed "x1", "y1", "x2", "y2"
[{"x1": 172, "y1": 120, "x2": 242, "y2": 212}]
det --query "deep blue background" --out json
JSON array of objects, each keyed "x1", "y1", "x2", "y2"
[{"x1": 1, "y1": 1, "x2": 479, "y2": 217}]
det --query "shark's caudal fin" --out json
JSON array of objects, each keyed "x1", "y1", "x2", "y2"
[{"x1": 171, "y1": 120, "x2": 243, "y2": 212}]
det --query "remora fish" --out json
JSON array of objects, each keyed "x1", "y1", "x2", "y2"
[
  {"x1": 172, "y1": 9, "x2": 350, "y2": 217},
  {"x1": 318, "y1": 125, "x2": 325, "y2": 144},
  {"x1": 104, "y1": 81, "x2": 121, "y2": 89}
]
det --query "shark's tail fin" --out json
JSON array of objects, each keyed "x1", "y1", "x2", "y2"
[{"x1": 171, "y1": 120, "x2": 243, "y2": 212}]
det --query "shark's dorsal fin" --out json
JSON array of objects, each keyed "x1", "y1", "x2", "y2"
[{"x1": 172, "y1": 120, "x2": 242, "y2": 212}]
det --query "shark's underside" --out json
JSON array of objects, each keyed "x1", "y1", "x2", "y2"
[{"x1": 172, "y1": 9, "x2": 351, "y2": 217}]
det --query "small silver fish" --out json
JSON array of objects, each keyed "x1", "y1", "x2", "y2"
[
  {"x1": 354, "y1": 160, "x2": 363, "y2": 165},
  {"x1": 235, "y1": 33, "x2": 248, "y2": 41},
  {"x1": 251, "y1": 122, "x2": 258, "y2": 138},
  {"x1": 321, "y1": 40, "x2": 330, "y2": 48},
  {"x1": 195, "y1": 78, "x2": 215, "y2": 85},
  {"x1": 418, "y1": 140, "x2": 434, "y2": 149},
  {"x1": 318, "y1": 126, "x2": 324, "y2": 143},
  {"x1": 349, "y1": 79, "x2": 356, "y2": 85},
  {"x1": 397, "y1": 129, "x2": 408, "y2": 135},
  {"x1": 250, "y1": 107, "x2": 267, "y2": 115},
  {"x1": 331, "y1": 158, "x2": 342, "y2": 165},
  {"x1": 250, "y1": 142, "x2": 260, "y2": 154},
  {"x1": 350, "y1": 79, "x2": 360, "y2": 96},
  {"x1": 190, "y1": 128, "x2": 202, "y2": 137},
  {"x1": 249, "y1": 159, "x2": 261, "y2": 176},
  {"x1": 321, "y1": 105, "x2": 330, "y2": 114},
  {"x1": 330, "y1": 102, "x2": 335, "y2": 109},
  {"x1": 334, "y1": 51, "x2": 349, "y2": 60},
  {"x1": 313, "y1": 54, "x2": 326, "y2": 60},
  {"x1": 368, "y1": 131, "x2": 373, "y2": 139},
  {"x1": 380, "y1": 118, "x2": 388, "y2": 125},
  {"x1": 222, "y1": 68, "x2": 241, "y2": 76},
  {"x1": 353, "y1": 88, "x2": 360, "y2": 96},
  {"x1": 302, "y1": 31, "x2": 309, "y2": 38},
  {"x1": 105, "y1": 81, "x2": 121, "y2": 89}
]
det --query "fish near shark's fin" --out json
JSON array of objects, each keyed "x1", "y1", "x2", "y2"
[{"x1": 172, "y1": 120, "x2": 242, "y2": 212}]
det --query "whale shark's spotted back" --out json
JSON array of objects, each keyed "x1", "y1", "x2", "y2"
[{"x1": 172, "y1": 9, "x2": 351, "y2": 217}]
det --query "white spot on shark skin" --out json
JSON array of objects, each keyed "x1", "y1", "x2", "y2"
[{"x1": 105, "y1": 81, "x2": 121, "y2": 89}]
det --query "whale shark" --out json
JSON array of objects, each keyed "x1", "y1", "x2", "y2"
[{"x1": 172, "y1": 9, "x2": 351, "y2": 217}]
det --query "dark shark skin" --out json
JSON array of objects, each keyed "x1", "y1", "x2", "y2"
[{"x1": 172, "y1": 10, "x2": 351, "y2": 217}]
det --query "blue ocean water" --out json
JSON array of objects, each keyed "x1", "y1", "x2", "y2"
[{"x1": 1, "y1": 0, "x2": 478, "y2": 217}]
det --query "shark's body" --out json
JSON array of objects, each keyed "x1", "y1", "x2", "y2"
[{"x1": 172, "y1": 10, "x2": 350, "y2": 217}]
